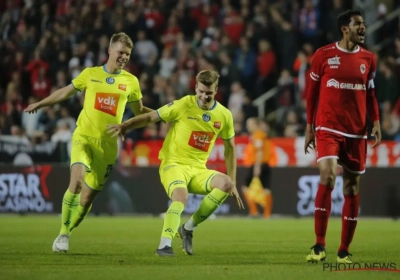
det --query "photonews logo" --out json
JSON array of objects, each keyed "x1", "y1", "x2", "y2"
[{"x1": 323, "y1": 262, "x2": 400, "y2": 273}]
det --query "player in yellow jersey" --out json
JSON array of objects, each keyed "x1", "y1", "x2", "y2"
[
  {"x1": 107, "y1": 70, "x2": 245, "y2": 257},
  {"x1": 24, "y1": 32, "x2": 152, "y2": 253}
]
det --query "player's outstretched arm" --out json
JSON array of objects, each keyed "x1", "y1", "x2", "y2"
[
  {"x1": 107, "y1": 110, "x2": 161, "y2": 139},
  {"x1": 223, "y1": 138, "x2": 245, "y2": 209},
  {"x1": 128, "y1": 99, "x2": 154, "y2": 115},
  {"x1": 24, "y1": 84, "x2": 78, "y2": 113},
  {"x1": 366, "y1": 55, "x2": 382, "y2": 148},
  {"x1": 304, "y1": 50, "x2": 322, "y2": 154},
  {"x1": 223, "y1": 137, "x2": 237, "y2": 185}
]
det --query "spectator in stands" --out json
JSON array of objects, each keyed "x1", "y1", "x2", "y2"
[
  {"x1": 235, "y1": 36, "x2": 257, "y2": 92},
  {"x1": 228, "y1": 82, "x2": 246, "y2": 121},
  {"x1": 256, "y1": 39, "x2": 277, "y2": 97},
  {"x1": 51, "y1": 120, "x2": 72, "y2": 144},
  {"x1": 376, "y1": 60, "x2": 400, "y2": 105},
  {"x1": 134, "y1": 30, "x2": 159, "y2": 67},
  {"x1": 298, "y1": 0, "x2": 320, "y2": 48},
  {"x1": 381, "y1": 101, "x2": 400, "y2": 140}
]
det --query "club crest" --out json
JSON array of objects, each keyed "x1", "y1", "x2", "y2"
[
  {"x1": 360, "y1": 64, "x2": 366, "y2": 74},
  {"x1": 202, "y1": 113, "x2": 211, "y2": 122}
]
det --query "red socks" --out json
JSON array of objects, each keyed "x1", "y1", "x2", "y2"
[
  {"x1": 339, "y1": 194, "x2": 359, "y2": 252},
  {"x1": 314, "y1": 184, "x2": 333, "y2": 246},
  {"x1": 314, "y1": 183, "x2": 359, "y2": 252}
]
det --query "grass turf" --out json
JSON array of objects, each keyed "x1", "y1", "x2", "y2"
[{"x1": 0, "y1": 216, "x2": 399, "y2": 280}]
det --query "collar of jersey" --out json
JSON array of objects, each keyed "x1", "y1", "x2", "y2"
[
  {"x1": 196, "y1": 99, "x2": 217, "y2": 111},
  {"x1": 335, "y1": 42, "x2": 360, "y2": 53},
  {"x1": 102, "y1": 64, "x2": 121, "y2": 75}
]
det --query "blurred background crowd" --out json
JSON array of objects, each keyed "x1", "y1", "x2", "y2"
[{"x1": 1, "y1": 0, "x2": 400, "y2": 145}]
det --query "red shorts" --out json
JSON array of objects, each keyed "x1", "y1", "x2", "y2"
[{"x1": 315, "y1": 130, "x2": 367, "y2": 174}]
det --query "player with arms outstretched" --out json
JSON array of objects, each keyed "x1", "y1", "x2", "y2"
[
  {"x1": 24, "y1": 32, "x2": 152, "y2": 252},
  {"x1": 108, "y1": 70, "x2": 245, "y2": 257},
  {"x1": 304, "y1": 10, "x2": 381, "y2": 264}
]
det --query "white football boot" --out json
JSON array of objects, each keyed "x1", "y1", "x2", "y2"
[{"x1": 52, "y1": 234, "x2": 69, "y2": 252}]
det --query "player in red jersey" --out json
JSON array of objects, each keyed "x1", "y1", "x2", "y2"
[{"x1": 304, "y1": 10, "x2": 382, "y2": 264}]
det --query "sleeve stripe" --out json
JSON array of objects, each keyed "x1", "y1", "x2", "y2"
[
  {"x1": 310, "y1": 72, "x2": 320, "y2": 81},
  {"x1": 156, "y1": 110, "x2": 164, "y2": 121},
  {"x1": 127, "y1": 98, "x2": 142, "y2": 103},
  {"x1": 71, "y1": 82, "x2": 81, "y2": 91},
  {"x1": 221, "y1": 135, "x2": 235, "y2": 140}
]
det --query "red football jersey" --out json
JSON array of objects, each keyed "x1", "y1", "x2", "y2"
[{"x1": 307, "y1": 42, "x2": 379, "y2": 138}]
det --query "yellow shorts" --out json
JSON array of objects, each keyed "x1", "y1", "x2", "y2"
[
  {"x1": 70, "y1": 133, "x2": 118, "y2": 191},
  {"x1": 159, "y1": 161, "x2": 221, "y2": 197}
]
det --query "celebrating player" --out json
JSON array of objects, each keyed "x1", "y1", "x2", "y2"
[
  {"x1": 304, "y1": 10, "x2": 381, "y2": 264},
  {"x1": 24, "y1": 32, "x2": 152, "y2": 253},
  {"x1": 107, "y1": 70, "x2": 245, "y2": 257}
]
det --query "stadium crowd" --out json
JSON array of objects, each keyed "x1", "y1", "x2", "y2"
[{"x1": 1, "y1": 0, "x2": 400, "y2": 145}]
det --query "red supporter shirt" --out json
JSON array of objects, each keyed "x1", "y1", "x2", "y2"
[{"x1": 306, "y1": 42, "x2": 380, "y2": 138}]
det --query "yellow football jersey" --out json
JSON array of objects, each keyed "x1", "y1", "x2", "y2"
[
  {"x1": 157, "y1": 95, "x2": 235, "y2": 166},
  {"x1": 71, "y1": 66, "x2": 142, "y2": 142}
]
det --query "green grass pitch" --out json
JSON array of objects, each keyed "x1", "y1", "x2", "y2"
[{"x1": 0, "y1": 216, "x2": 399, "y2": 280}]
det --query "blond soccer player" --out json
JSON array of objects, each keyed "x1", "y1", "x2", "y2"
[
  {"x1": 108, "y1": 70, "x2": 245, "y2": 256},
  {"x1": 24, "y1": 32, "x2": 152, "y2": 252}
]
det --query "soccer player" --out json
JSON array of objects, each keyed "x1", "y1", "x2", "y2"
[
  {"x1": 24, "y1": 32, "x2": 152, "y2": 252},
  {"x1": 304, "y1": 10, "x2": 381, "y2": 264},
  {"x1": 107, "y1": 70, "x2": 245, "y2": 257}
]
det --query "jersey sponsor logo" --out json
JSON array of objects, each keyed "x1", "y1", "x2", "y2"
[
  {"x1": 360, "y1": 64, "x2": 366, "y2": 74},
  {"x1": 326, "y1": 79, "x2": 366, "y2": 90},
  {"x1": 326, "y1": 79, "x2": 340, "y2": 88},
  {"x1": 118, "y1": 84, "x2": 126, "y2": 91},
  {"x1": 188, "y1": 131, "x2": 214, "y2": 152},
  {"x1": 106, "y1": 77, "x2": 115, "y2": 84},
  {"x1": 187, "y1": 116, "x2": 199, "y2": 121},
  {"x1": 214, "y1": 122, "x2": 221, "y2": 129},
  {"x1": 202, "y1": 113, "x2": 211, "y2": 122},
  {"x1": 91, "y1": 79, "x2": 102, "y2": 83},
  {"x1": 94, "y1": 92, "x2": 120, "y2": 116},
  {"x1": 328, "y1": 55, "x2": 340, "y2": 68}
]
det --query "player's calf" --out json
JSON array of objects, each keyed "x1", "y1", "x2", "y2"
[
  {"x1": 183, "y1": 174, "x2": 231, "y2": 231},
  {"x1": 69, "y1": 186, "x2": 97, "y2": 232},
  {"x1": 157, "y1": 187, "x2": 187, "y2": 255}
]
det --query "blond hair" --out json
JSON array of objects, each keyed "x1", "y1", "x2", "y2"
[
  {"x1": 196, "y1": 70, "x2": 220, "y2": 87},
  {"x1": 109, "y1": 32, "x2": 133, "y2": 49}
]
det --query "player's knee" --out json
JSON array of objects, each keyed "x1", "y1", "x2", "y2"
[
  {"x1": 79, "y1": 186, "x2": 97, "y2": 207},
  {"x1": 171, "y1": 187, "x2": 189, "y2": 205},
  {"x1": 319, "y1": 169, "x2": 336, "y2": 187},
  {"x1": 213, "y1": 175, "x2": 234, "y2": 193},
  {"x1": 69, "y1": 176, "x2": 85, "y2": 193},
  {"x1": 343, "y1": 175, "x2": 360, "y2": 196}
]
